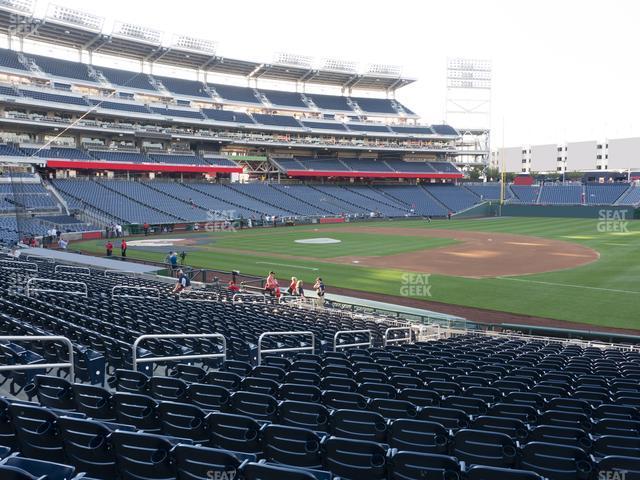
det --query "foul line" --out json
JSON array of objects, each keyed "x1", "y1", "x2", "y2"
[
  {"x1": 497, "y1": 277, "x2": 639, "y2": 295},
  {"x1": 256, "y1": 261, "x2": 319, "y2": 271}
]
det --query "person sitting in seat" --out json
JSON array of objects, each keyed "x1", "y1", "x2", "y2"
[{"x1": 172, "y1": 269, "x2": 191, "y2": 294}]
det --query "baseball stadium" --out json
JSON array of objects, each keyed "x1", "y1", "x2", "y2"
[{"x1": 0, "y1": 1, "x2": 638, "y2": 480}]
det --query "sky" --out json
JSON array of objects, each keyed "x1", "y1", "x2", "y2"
[{"x1": 24, "y1": 0, "x2": 640, "y2": 147}]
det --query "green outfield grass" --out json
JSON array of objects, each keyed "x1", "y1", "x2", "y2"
[{"x1": 74, "y1": 217, "x2": 640, "y2": 330}]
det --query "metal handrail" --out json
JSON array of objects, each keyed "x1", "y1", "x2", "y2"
[
  {"x1": 54, "y1": 264, "x2": 91, "y2": 276},
  {"x1": 257, "y1": 331, "x2": 315, "y2": 365},
  {"x1": 232, "y1": 293, "x2": 266, "y2": 303},
  {"x1": 178, "y1": 290, "x2": 220, "y2": 302},
  {"x1": 104, "y1": 270, "x2": 138, "y2": 277},
  {"x1": 0, "y1": 260, "x2": 37, "y2": 272},
  {"x1": 24, "y1": 255, "x2": 55, "y2": 263},
  {"x1": 111, "y1": 285, "x2": 161, "y2": 299},
  {"x1": 0, "y1": 335, "x2": 74, "y2": 381},
  {"x1": 383, "y1": 326, "x2": 413, "y2": 347},
  {"x1": 132, "y1": 333, "x2": 227, "y2": 371},
  {"x1": 333, "y1": 329, "x2": 372, "y2": 351},
  {"x1": 26, "y1": 278, "x2": 88, "y2": 298}
]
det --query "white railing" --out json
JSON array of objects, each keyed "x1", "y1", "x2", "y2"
[
  {"x1": 0, "y1": 260, "x2": 37, "y2": 272},
  {"x1": 383, "y1": 326, "x2": 413, "y2": 347},
  {"x1": 257, "y1": 331, "x2": 315, "y2": 365},
  {"x1": 132, "y1": 333, "x2": 227, "y2": 371},
  {"x1": 26, "y1": 278, "x2": 88, "y2": 297},
  {"x1": 111, "y1": 286, "x2": 160, "y2": 299},
  {"x1": 333, "y1": 329, "x2": 372, "y2": 351},
  {"x1": 54, "y1": 264, "x2": 91, "y2": 276},
  {"x1": 0, "y1": 335, "x2": 74, "y2": 381},
  {"x1": 178, "y1": 290, "x2": 220, "y2": 303}
]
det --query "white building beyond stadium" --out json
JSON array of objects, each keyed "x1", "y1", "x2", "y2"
[{"x1": 492, "y1": 137, "x2": 640, "y2": 173}]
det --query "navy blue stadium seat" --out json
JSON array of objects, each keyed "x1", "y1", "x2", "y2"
[
  {"x1": 207, "y1": 412, "x2": 262, "y2": 453},
  {"x1": 466, "y1": 465, "x2": 545, "y2": 480},
  {"x1": 57, "y1": 416, "x2": 118, "y2": 479},
  {"x1": 173, "y1": 443, "x2": 245, "y2": 480},
  {"x1": 387, "y1": 418, "x2": 449, "y2": 455},
  {"x1": 418, "y1": 406, "x2": 469, "y2": 429},
  {"x1": 368, "y1": 398, "x2": 418, "y2": 420},
  {"x1": 239, "y1": 462, "x2": 318, "y2": 480},
  {"x1": 112, "y1": 392, "x2": 160, "y2": 432},
  {"x1": 321, "y1": 390, "x2": 368, "y2": 410},
  {"x1": 596, "y1": 456, "x2": 640, "y2": 480},
  {"x1": 471, "y1": 416, "x2": 529, "y2": 441},
  {"x1": 2, "y1": 456, "x2": 76, "y2": 480},
  {"x1": 9, "y1": 403, "x2": 65, "y2": 462},
  {"x1": 322, "y1": 437, "x2": 388, "y2": 480},
  {"x1": 156, "y1": 401, "x2": 209, "y2": 443},
  {"x1": 388, "y1": 451, "x2": 460, "y2": 480},
  {"x1": 110, "y1": 430, "x2": 175, "y2": 480},
  {"x1": 593, "y1": 435, "x2": 640, "y2": 459},
  {"x1": 229, "y1": 391, "x2": 278, "y2": 422},
  {"x1": 329, "y1": 409, "x2": 388, "y2": 442},
  {"x1": 519, "y1": 441, "x2": 593, "y2": 480},
  {"x1": 278, "y1": 384, "x2": 322, "y2": 403},
  {"x1": 453, "y1": 429, "x2": 518, "y2": 468},
  {"x1": 71, "y1": 384, "x2": 115, "y2": 420},
  {"x1": 188, "y1": 383, "x2": 231, "y2": 411},
  {"x1": 261, "y1": 424, "x2": 323, "y2": 469},
  {"x1": 278, "y1": 401, "x2": 329, "y2": 431},
  {"x1": 32, "y1": 375, "x2": 75, "y2": 411},
  {"x1": 397, "y1": 388, "x2": 440, "y2": 407}
]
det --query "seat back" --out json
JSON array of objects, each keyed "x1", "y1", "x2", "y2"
[
  {"x1": 57, "y1": 416, "x2": 117, "y2": 479},
  {"x1": 519, "y1": 441, "x2": 593, "y2": 480},
  {"x1": 278, "y1": 401, "x2": 329, "y2": 432},
  {"x1": 261, "y1": 424, "x2": 323, "y2": 469},
  {"x1": 111, "y1": 431, "x2": 176, "y2": 480},
  {"x1": 329, "y1": 409, "x2": 387, "y2": 443},
  {"x1": 322, "y1": 437, "x2": 387, "y2": 480},
  {"x1": 452, "y1": 429, "x2": 517, "y2": 468},
  {"x1": 206, "y1": 412, "x2": 262, "y2": 453},
  {"x1": 387, "y1": 418, "x2": 449, "y2": 455},
  {"x1": 389, "y1": 451, "x2": 460, "y2": 480},
  {"x1": 156, "y1": 401, "x2": 209, "y2": 443},
  {"x1": 173, "y1": 444, "x2": 243, "y2": 480},
  {"x1": 9, "y1": 403, "x2": 65, "y2": 462}
]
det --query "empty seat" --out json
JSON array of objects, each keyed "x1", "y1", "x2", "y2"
[
  {"x1": 389, "y1": 451, "x2": 460, "y2": 480},
  {"x1": 156, "y1": 401, "x2": 209, "y2": 443},
  {"x1": 368, "y1": 398, "x2": 418, "y2": 420},
  {"x1": 278, "y1": 384, "x2": 321, "y2": 403},
  {"x1": 418, "y1": 406, "x2": 469, "y2": 429},
  {"x1": 33, "y1": 375, "x2": 75, "y2": 410},
  {"x1": 9, "y1": 403, "x2": 65, "y2": 462},
  {"x1": 240, "y1": 462, "x2": 318, "y2": 480},
  {"x1": 387, "y1": 418, "x2": 449, "y2": 455},
  {"x1": 471, "y1": 416, "x2": 529, "y2": 441},
  {"x1": 112, "y1": 392, "x2": 160, "y2": 432},
  {"x1": 595, "y1": 456, "x2": 640, "y2": 480},
  {"x1": 321, "y1": 390, "x2": 368, "y2": 410},
  {"x1": 397, "y1": 388, "x2": 440, "y2": 407},
  {"x1": 187, "y1": 383, "x2": 231, "y2": 411},
  {"x1": 261, "y1": 424, "x2": 323, "y2": 469},
  {"x1": 148, "y1": 377, "x2": 189, "y2": 402},
  {"x1": 452, "y1": 429, "x2": 518, "y2": 468},
  {"x1": 529, "y1": 425, "x2": 592, "y2": 451},
  {"x1": 278, "y1": 401, "x2": 329, "y2": 432},
  {"x1": 466, "y1": 465, "x2": 545, "y2": 480},
  {"x1": 57, "y1": 416, "x2": 118, "y2": 479},
  {"x1": 593, "y1": 435, "x2": 640, "y2": 459},
  {"x1": 228, "y1": 391, "x2": 278, "y2": 422},
  {"x1": 207, "y1": 412, "x2": 262, "y2": 453},
  {"x1": 519, "y1": 441, "x2": 593, "y2": 480},
  {"x1": 72, "y1": 384, "x2": 116, "y2": 421},
  {"x1": 329, "y1": 409, "x2": 388, "y2": 442},
  {"x1": 110, "y1": 430, "x2": 175, "y2": 480},
  {"x1": 323, "y1": 437, "x2": 387, "y2": 480},
  {"x1": 173, "y1": 443, "x2": 244, "y2": 480}
]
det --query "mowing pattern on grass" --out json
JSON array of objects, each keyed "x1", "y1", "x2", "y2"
[{"x1": 73, "y1": 217, "x2": 640, "y2": 329}]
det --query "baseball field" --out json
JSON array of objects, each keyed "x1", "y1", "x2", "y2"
[{"x1": 73, "y1": 216, "x2": 640, "y2": 330}]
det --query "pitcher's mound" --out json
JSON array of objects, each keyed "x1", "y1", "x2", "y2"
[{"x1": 295, "y1": 238, "x2": 342, "y2": 244}]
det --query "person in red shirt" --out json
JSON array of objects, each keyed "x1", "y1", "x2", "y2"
[
  {"x1": 105, "y1": 241, "x2": 113, "y2": 256},
  {"x1": 228, "y1": 279, "x2": 240, "y2": 293},
  {"x1": 264, "y1": 271, "x2": 278, "y2": 296},
  {"x1": 120, "y1": 239, "x2": 127, "y2": 257},
  {"x1": 287, "y1": 277, "x2": 297, "y2": 295}
]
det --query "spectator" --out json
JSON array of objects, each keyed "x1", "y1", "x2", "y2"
[
  {"x1": 172, "y1": 269, "x2": 191, "y2": 293},
  {"x1": 447, "y1": 211, "x2": 452, "y2": 220},
  {"x1": 120, "y1": 239, "x2": 127, "y2": 257},
  {"x1": 264, "y1": 271, "x2": 278, "y2": 296},
  {"x1": 105, "y1": 240, "x2": 113, "y2": 256},
  {"x1": 295, "y1": 279, "x2": 305, "y2": 298},
  {"x1": 313, "y1": 277, "x2": 325, "y2": 307},
  {"x1": 168, "y1": 251, "x2": 178, "y2": 270},
  {"x1": 55, "y1": 228, "x2": 61, "y2": 240},
  {"x1": 287, "y1": 276, "x2": 298, "y2": 295},
  {"x1": 116, "y1": 224, "x2": 123, "y2": 237},
  {"x1": 143, "y1": 222, "x2": 150, "y2": 236},
  {"x1": 58, "y1": 238, "x2": 68, "y2": 250},
  {"x1": 179, "y1": 251, "x2": 187, "y2": 265},
  {"x1": 227, "y1": 279, "x2": 240, "y2": 293}
]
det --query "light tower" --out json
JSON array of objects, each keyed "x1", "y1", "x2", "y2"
[{"x1": 445, "y1": 58, "x2": 492, "y2": 170}]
